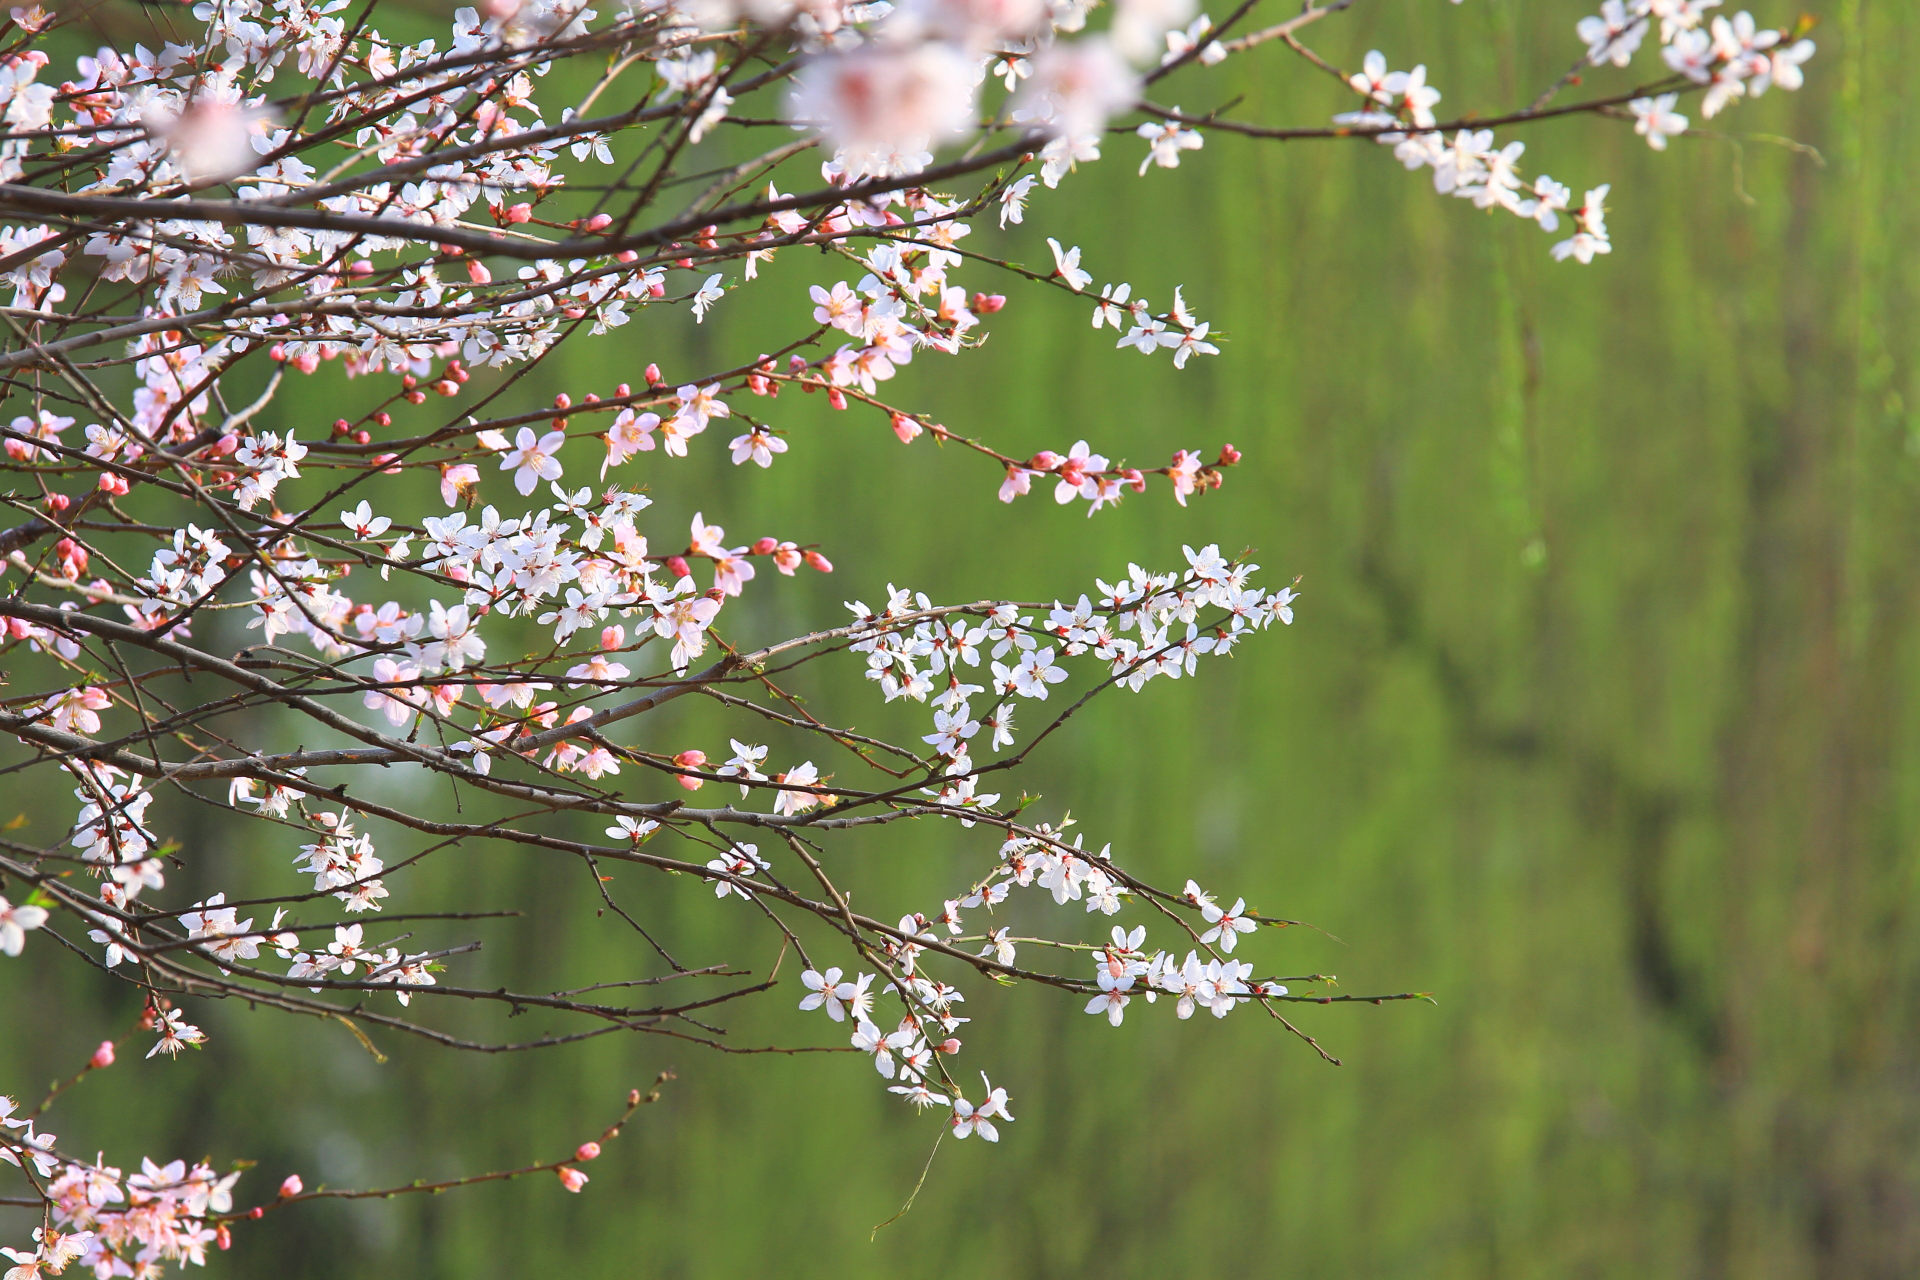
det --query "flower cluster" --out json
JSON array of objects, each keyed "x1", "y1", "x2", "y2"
[
  {"x1": 1339, "y1": 4, "x2": 1811, "y2": 261},
  {"x1": 0, "y1": 0, "x2": 1814, "y2": 1265}
]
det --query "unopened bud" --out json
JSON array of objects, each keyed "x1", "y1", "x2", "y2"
[
  {"x1": 973, "y1": 293, "x2": 1006, "y2": 313},
  {"x1": 803, "y1": 550, "x2": 833, "y2": 573},
  {"x1": 601, "y1": 625, "x2": 625, "y2": 650},
  {"x1": 575, "y1": 1141, "x2": 602, "y2": 1162},
  {"x1": 826, "y1": 387, "x2": 846, "y2": 411},
  {"x1": 90, "y1": 1040, "x2": 115, "y2": 1069},
  {"x1": 506, "y1": 203, "x2": 533, "y2": 224},
  {"x1": 279, "y1": 1175, "x2": 303, "y2": 1199},
  {"x1": 1217, "y1": 443, "x2": 1241, "y2": 466},
  {"x1": 750, "y1": 537, "x2": 777, "y2": 556}
]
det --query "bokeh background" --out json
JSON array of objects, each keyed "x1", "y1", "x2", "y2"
[{"x1": 6, "y1": 1, "x2": 1920, "y2": 1275}]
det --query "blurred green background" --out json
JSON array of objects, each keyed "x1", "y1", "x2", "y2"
[{"x1": 7, "y1": 0, "x2": 1920, "y2": 1275}]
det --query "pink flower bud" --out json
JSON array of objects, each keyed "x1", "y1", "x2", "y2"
[
  {"x1": 279, "y1": 1175, "x2": 304, "y2": 1198},
  {"x1": 217, "y1": 1225, "x2": 232, "y2": 1251},
  {"x1": 467, "y1": 260, "x2": 492, "y2": 285},
  {"x1": 600, "y1": 625, "x2": 625, "y2": 650},
  {"x1": 644, "y1": 363, "x2": 663, "y2": 386},
  {"x1": 505, "y1": 203, "x2": 533, "y2": 224},
  {"x1": 750, "y1": 537, "x2": 777, "y2": 556},
  {"x1": 1028, "y1": 451, "x2": 1061, "y2": 471},
  {"x1": 90, "y1": 1040, "x2": 115, "y2": 1069},
  {"x1": 249, "y1": 1206, "x2": 264, "y2": 1220},
  {"x1": 617, "y1": 250, "x2": 639, "y2": 263},
  {"x1": 46, "y1": 492, "x2": 69, "y2": 513},
  {"x1": 665, "y1": 555, "x2": 691, "y2": 580},
  {"x1": 557, "y1": 1167, "x2": 589, "y2": 1193},
  {"x1": 586, "y1": 213, "x2": 612, "y2": 232},
  {"x1": 826, "y1": 387, "x2": 847, "y2": 411},
  {"x1": 1217, "y1": 443, "x2": 1241, "y2": 466},
  {"x1": 1122, "y1": 468, "x2": 1146, "y2": 493},
  {"x1": 575, "y1": 1142, "x2": 602, "y2": 1162},
  {"x1": 973, "y1": 292, "x2": 1006, "y2": 313},
  {"x1": 803, "y1": 550, "x2": 833, "y2": 573},
  {"x1": 673, "y1": 749, "x2": 707, "y2": 769},
  {"x1": 97, "y1": 473, "x2": 129, "y2": 495}
]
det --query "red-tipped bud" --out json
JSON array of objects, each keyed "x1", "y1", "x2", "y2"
[
  {"x1": 90, "y1": 1040, "x2": 114, "y2": 1069},
  {"x1": 248, "y1": 1207, "x2": 264, "y2": 1220},
  {"x1": 644, "y1": 363, "x2": 663, "y2": 387},
  {"x1": 279, "y1": 1175, "x2": 303, "y2": 1199},
  {"x1": 750, "y1": 536, "x2": 777, "y2": 555},
  {"x1": 665, "y1": 555, "x2": 691, "y2": 580},
  {"x1": 826, "y1": 387, "x2": 847, "y2": 411},
  {"x1": 554, "y1": 392, "x2": 572, "y2": 410},
  {"x1": 217, "y1": 1225, "x2": 232, "y2": 1251},
  {"x1": 1028, "y1": 450, "x2": 1061, "y2": 471},
  {"x1": 332, "y1": 419, "x2": 351, "y2": 436},
  {"x1": 374, "y1": 412, "x2": 391, "y2": 427},
  {"x1": 46, "y1": 492, "x2": 69, "y2": 513},
  {"x1": 352, "y1": 430, "x2": 372, "y2": 445}
]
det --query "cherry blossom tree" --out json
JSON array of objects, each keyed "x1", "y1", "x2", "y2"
[{"x1": 0, "y1": 0, "x2": 1813, "y2": 1271}]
